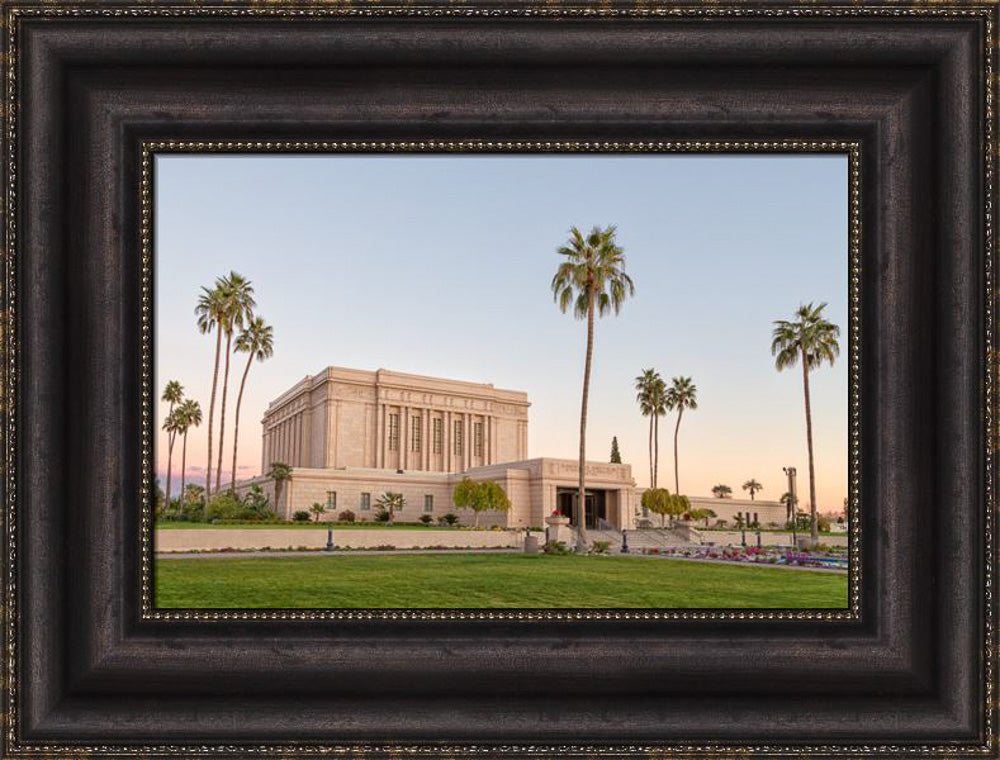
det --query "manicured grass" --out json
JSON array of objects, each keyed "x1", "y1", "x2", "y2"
[
  {"x1": 156, "y1": 522, "x2": 479, "y2": 530},
  {"x1": 154, "y1": 553, "x2": 849, "y2": 609}
]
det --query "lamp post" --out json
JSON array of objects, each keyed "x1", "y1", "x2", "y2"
[{"x1": 325, "y1": 525, "x2": 334, "y2": 552}]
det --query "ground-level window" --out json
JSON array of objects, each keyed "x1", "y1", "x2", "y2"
[
  {"x1": 411, "y1": 415, "x2": 422, "y2": 452},
  {"x1": 474, "y1": 422, "x2": 484, "y2": 457},
  {"x1": 360, "y1": 492, "x2": 371, "y2": 511},
  {"x1": 453, "y1": 420, "x2": 464, "y2": 455},
  {"x1": 388, "y1": 414, "x2": 400, "y2": 451},
  {"x1": 424, "y1": 494, "x2": 434, "y2": 513},
  {"x1": 326, "y1": 491, "x2": 337, "y2": 509},
  {"x1": 432, "y1": 418, "x2": 443, "y2": 454}
]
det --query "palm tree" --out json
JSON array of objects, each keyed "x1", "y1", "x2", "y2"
[
  {"x1": 772, "y1": 301, "x2": 840, "y2": 546},
  {"x1": 552, "y1": 225, "x2": 635, "y2": 550},
  {"x1": 161, "y1": 408, "x2": 182, "y2": 511},
  {"x1": 214, "y1": 272, "x2": 256, "y2": 493},
  {"x1": 742, "y1": 479, "x2": 763, "y2": 501},
  {"x1": 267, "y1": 461, "x2": 292, "y2": 514},
  {"x1": 665, "y1": 376, "x2": 698, "y2": 494},
  {"x1": 196, "y1": 284, "x2": 227, "y2": 500},
  {"x1": 176, "y1": 399, "x2": 202, "y2": 505},
  {"x1": 634, "y1": 368, "x2": 661, "y2": 488},
  {"x1": 230, "y1": 316, "x2": 274, "y2": 492},
  {"x1": 780, "y1": 491, "x2": 795, "y2": 523},
  {"x1": 376, "y1": 492, "x2": 405, "y2": 524},
  {"x1": 160, "y1": 380, "x2": 184, "y2": 505}
]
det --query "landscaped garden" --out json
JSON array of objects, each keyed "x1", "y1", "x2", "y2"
[{"x1": 155, "y1": 553, "x2": 849, "y2": 609}]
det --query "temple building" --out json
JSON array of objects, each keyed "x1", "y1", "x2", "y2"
[{"x1": 240, "y1": 366, "x2": 638, "y2": 529}]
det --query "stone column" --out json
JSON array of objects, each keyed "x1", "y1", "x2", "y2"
[
  {"x1": 464, "y1": 412, "x2": 472, "y2": 468},
  {"x1": 376, "y1": 403, "x2": 384, "y2": 469},
  {"x1": 444, "y1": 411, "x2": 452, "y2": 472},
  {"x1": 402, "y1": 406, "x2": 410, "y2": 470},
  {"x1": 423, "y1": 408, "x2": 430, "y2": 471}
]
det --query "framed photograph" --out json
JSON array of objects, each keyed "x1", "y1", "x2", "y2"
[{"x1": 3, "y1": 0, "x2": 995, "y2": 755}]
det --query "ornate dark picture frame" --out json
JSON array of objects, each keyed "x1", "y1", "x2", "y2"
[{"x1": 2, "y1": 1, "x2": 995, "y2": 755}]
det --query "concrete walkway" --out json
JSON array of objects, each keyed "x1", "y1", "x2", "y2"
[
  {"x1": 158, "y1": 548, "x2": 521, "y2": 560},
  {"x1": 157, "y1": 548, "x2": 847, "y2": 573}
]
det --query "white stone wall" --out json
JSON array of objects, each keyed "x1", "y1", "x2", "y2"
[{"x1": 156, "y1": 527, "x2": 532, "y2": 552}]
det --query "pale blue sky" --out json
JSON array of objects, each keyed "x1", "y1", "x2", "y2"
[{"x1": 156, "y1": 153, "x2": 848, "y2": 511}]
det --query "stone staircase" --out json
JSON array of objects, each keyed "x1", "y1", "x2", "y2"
[{"x1": 623, "y1": 528, "x2": 701, "y2": 552}]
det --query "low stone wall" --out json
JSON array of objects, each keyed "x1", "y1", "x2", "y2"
[
  {"x1": 698, "y1": 530, "x2": 848, "y2": 548},
  {"x1": 155, "y1": 528, "x2": 529, "y2": 553}
]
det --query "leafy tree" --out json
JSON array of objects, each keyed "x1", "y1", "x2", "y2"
[
  {"x1": 175, "y1": 399, "x2": 202, "y2": 507},
  {"x1": 665, "y1": 376, "x2": 697, "y2": 494},
  {"x1": 689, "y1": 507, "x2": 717, "y2": 527},
  {"x1": 161, "y1": 380, "x2": 184, "y2": 506},
  {"x1": 742, "y1": 479, "x2": 763, "y2": 501},
  {"x1": 452, "y1": 477, "x2": 511, "y2": 527},
  {"x1": 231, "y1": 316, "x2": 274, "y2": 491},
  {"x1": 267, "y1": 461, "x2": 292, "y2": 515},
  {"x1": 309, "y1": 502, "x2": 326, "y2": 522},
  {"x1": 376, "y1": 492, "x2": 405, "y2": 523},
  {"x1": 711, "y1": 484, "x2": 733, "y2": 499},
  {"x1": 641, "y1": 488, "x2": 687, "y2": 527},
  {"x1": 772, "y1": 301, "x2": 840, "y2": 546},
  {"x1": 610, "y1": 436, "x2": 622, "y2": 464},
  {"x1": 552, "y1": 225, "x2": 635, "y2": 550}
]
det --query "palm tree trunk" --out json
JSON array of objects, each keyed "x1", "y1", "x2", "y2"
[
  {"x1": 216, "y1": 332, "x2": 233, "y2": 493},
  {"x1": 576, "y1": 288, "x2": 594, "y2": 550},
  {"x1": 673, "y1": 408, "x2": 683, "y2": 495},
  {"x1": 180, "y1": 431, "x2": 188, "y2": 507},
  {"x1": 206, "y1": 328, "x2": 223, "y2": 502},
  {"x1": 165, "y1": 433, "x2": 175, "y2": 512},
  {"x1": 802, "y1": 347, "x2": 818, "y2": 546},
  {"x1": 230, "y1": 352, "x2": 254, "y2": 492},
  {"x1": 647, "y1": 415, "x2": 653, "y2": 490},
  {"x1": 653, "y1": 413, "x2": 659, "y2": 490}
]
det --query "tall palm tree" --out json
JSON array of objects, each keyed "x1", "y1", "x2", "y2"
[
  {"x1": 231, "y1": 316, "x2": 274, "y2": 492},
  {"x1": 160, "y1": 380, "x2": 184, "y2": 505},
  {"x1": 634, "y1": 368, "x2": 660, "y2": 488},
  {"x1": 772, "y1": 301, "x2": 840, "y2": 546},
  {"x1": 176, "y1": 399, "x2": 202, "y2": 506},
  {"x1": 161, "y1": 408, "x2": 182, "y2": 510},
  {"x1": 742, "y1": 479, "x2": 763, "y2": 500},
  {"x1": 196, "y1": 284, "x2": 227, "y2": 500},
  {"x1": 552, "y1": 225, "x2": 635, "y2": 550},
  {"x1": 665, "y1": 376, "x2": 698, "y2": 495},
  {"x1": 650, "y1": 376, "x2": 668, "y2": 489},
  {"x1": 214, "y1": 272, "x2": 256, "y2": 493}
]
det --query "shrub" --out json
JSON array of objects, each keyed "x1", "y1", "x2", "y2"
[
  {"x1": 817, "y1": 515, "x2": 831, "y2": 532},
  {"x1": 374, "y1": 508, "x2": 391, "y2": 523},
  {"x1": 205, "y1": 491, "x2": 254, "y2": 522},
  {"x1": 293, "y1": 510, "x2": 311, "y2": 522},
  {"x1": 590, "y1": 540, "x2": 612, "y2": 555},
  {"x1": 543, "y1": 540, "x2": 571, "y2": 555},
  {"x1": 438, "y1": 512, "x2": 459, "y2": 526},
  {"x1": 419, "y1": 514, "x2": 433, "y2": 525},
  {"x1": 337, "y1": 510, "x2": 356, "y2": 523}
]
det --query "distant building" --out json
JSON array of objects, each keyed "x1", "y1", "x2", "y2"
[{"x1": 240, "y1": 367, "x2": 638, "y2": 529}]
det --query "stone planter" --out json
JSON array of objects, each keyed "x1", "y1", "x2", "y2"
[{"x1": 545, "y1": 514, "x2": 573, "y2": 546}]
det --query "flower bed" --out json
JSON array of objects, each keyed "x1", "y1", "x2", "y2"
[{"x1": 641, "y1": 545, "x2": 848, "y2": 569}]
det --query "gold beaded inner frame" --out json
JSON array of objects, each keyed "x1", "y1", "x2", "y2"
[{"x1": 139, "y1": 139, "x2": 863, "y2": 623}]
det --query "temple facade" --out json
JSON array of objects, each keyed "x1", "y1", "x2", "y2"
[{"x1": 243, "y1": 367, "x2": 637, "y2": 529}]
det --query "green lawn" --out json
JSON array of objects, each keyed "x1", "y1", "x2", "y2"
[
  {"x1": 155, "y1": 522, "x2": 484, "y2": 530},
  {"x1": 155, "y1": 553, "x2": 848, "y2": 609}
]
